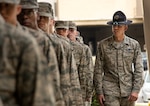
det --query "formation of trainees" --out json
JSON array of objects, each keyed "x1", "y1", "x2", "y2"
[{"x1": 0, "y1": 0, "x2": 143, "y2": 106}]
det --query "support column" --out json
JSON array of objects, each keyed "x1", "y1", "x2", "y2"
[{"x1": 143, "y1": 0, "x2": 150, "y2": 71}]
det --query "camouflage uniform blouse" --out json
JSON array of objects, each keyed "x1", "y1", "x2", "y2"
[
  {"x1": 0, "y1": 16, "x2": 55, "y2": 106},
  {"x1": 94, "y1": 35, "x2": 143, "y2": 97},
  {"x1": 56, "y1": 35, "x2": 83, "y2": 106},
  {"x1": 47, "y1": 33, "x2": 73, "y2": 106},
  {"x1": 17, "y1": 24, "x2": 63, "y2": 105}
]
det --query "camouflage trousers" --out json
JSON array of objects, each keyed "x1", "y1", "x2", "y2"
[{"x1": 104, "y1": 95, "x2": 135, "y2": 106}]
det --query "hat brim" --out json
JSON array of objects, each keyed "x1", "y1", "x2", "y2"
[
  {"x1": 21, "y1": 5, "x2": 39, "y2": 9},
  {"x1": 38, "y1": 12, "x2": 53, "y2": 18},
  {"x1": 69, "y1": 27, "x2": 77, "y2": 29},
  {"x1": 107, "y1": 20, "x2": 132, "y2": 25},
  {"x1": 55, "y1": 26, "x2": 68, "y2": 29},
  {"x1": 0, "y1": 0, "x2": 20, "y2": 4}
]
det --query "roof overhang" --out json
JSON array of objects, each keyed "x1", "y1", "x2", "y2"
[{"x1": 74, "y1": 18, "x2": 143, "y2": 26}]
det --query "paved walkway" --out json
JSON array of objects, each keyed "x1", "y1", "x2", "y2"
[{"x1": 135, "y1": 103, "x2": 149, "y2": 106}]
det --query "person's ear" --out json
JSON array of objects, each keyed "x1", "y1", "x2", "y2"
[
  {"x1": 16, "y1": 5, "x2": 22, "y2": 15},
  {"x1": 50, "y1": 19, "x2": 55, "y2": 26},
  {"x1": 36, "y1": 12, "x2": 40, "y2": 21},
  {"x1": 74, "y1": 30, "x2": 78, "y2": 36},
  {"x1": 125, "y1": 25, "x2": 128, "y2": 31}
]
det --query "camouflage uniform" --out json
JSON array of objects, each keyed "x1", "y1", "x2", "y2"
[
  {"x1": 55, "y1": 20, "x2": 83, "y2": 106},
  {"x1": 19, "y1": 0, "x2": 64, "y2": 105},
  {"x1": 0, "y1": 15, "x2": 55, "y2": 106},
  {"x1": 56, "y1": 34, "x2": 83, "y2": 106},
  {"x1": 70, "y1": 42, "x2": 86, "y2": 98},
  {"x1": 69, "y1": 22, "x2": 94, "y2": 105},
  {"x1": 38, "y1": 3, "x2": 73, "y2": 106},
  {"x1": 80, "y1": 44, "x2": 94, "y2": 104},
  {"x1": 77, "y1": 36, "x2": 94, "y2": 100},
  {"x1": 104, "y1": 95, "x2": 135, "y2": 106},
  {"x1": 76, "y1": 35, "x2": 84, "y2": 44},
  {"x1": 17, "y1": 24, "x2": 63, "y2": 106},
  {"x1": 48, "y1": 34, "x2": 73, "y2": 106},
  {"x1": 94, "y1": 35, "x2": 143, "y2": 106}
]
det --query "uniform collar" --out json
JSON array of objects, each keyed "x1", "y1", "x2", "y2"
[
  {"x1": 57, "y1": 34, "x2": 70, "y2": 42},
  {"x1": 110, "y1": 35, "x2": 130, "y2": 49},
  {"x1": 123, "y1": 35, "x2": 130, "y2": 45},
  {"x1": 110, "y1": 35, "x2": 130, "y2": 45}
]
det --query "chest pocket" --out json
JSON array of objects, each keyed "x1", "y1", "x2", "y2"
[
  {"x1": 104, "y1": 48, "x2": 116, "y2": 65},
  {"x1": 123, "y1": 48, "x2": 134, "y2": 62},
  {"x1": 105, "y1": 47, "x2": 115, "y2": 57}
]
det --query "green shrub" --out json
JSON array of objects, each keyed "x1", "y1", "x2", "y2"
[{"x1": 91, "y1": 92, "x2": 100, "y2": 106}]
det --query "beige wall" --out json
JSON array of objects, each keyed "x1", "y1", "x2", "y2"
[
  {"x1": 37, "y1": 0, "x2": 143, "y2": 21},
  {"x1": 57, "y1": 0, "x2": 143, "y2": 20}
]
